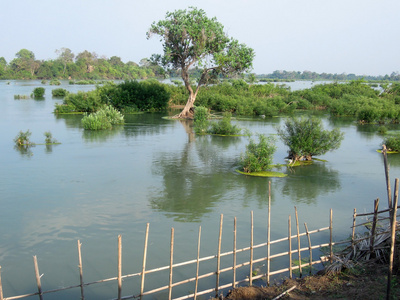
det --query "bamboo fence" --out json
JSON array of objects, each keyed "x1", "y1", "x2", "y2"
[{"x1": 1, "y1": 181, "x2": 398, "y2": 300}]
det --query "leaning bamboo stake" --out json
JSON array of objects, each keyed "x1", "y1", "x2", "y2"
[
  {"x1": 194, "y1": 226, "x2": 201, "y2": 300},
  {"x1": 370, "y1": 199, "x2": 379, "y2": 256},
  {"x1": 215, "y1": 214, "x2": 223, "y2": 297},
  {"x1": 77, "y1": 240, "x2": 85, "y2": 300},
  {"x1": 267, "y1": 181, "x2": 271, "y2": 286},
  {"x1": 0, "y1": 266, "x2": 3, "y2": 300},
  {"x1": 288, "y1": 215, "x2": 292, "y2": 279},
  {"x1": 233, "y1": 217, "x2": 237, "y2": 289},
  {"x1": 117, "y1": 235, "x2": 122, "y2": 300},
  {"x1": 33, "y1": 255, "x2": 43, "y2": 300},
  {"x1": 329, "y1": 209, "x2": 333, "y2": 263},
  {"x1": 295, "y1": 207, "x2": 302, "y2": 277},
  {"x1": 382, "y1": 145, "x2": 393, "y2": 211},
  {"x1": 168, "y1": 228, "x2": 174, "y2": 300},
  {"x1": 304, "y1": 223, "x2": 312, "y2": 274},
  {"x1": 141, "y1": 223, "x2": 150, "y2": 299},
  {"x1": 387, "y1": 178, "x2": 399, "y2": 300},
  {"x1": 249, "y1": 211, "x2": 254, "y2": 286}
]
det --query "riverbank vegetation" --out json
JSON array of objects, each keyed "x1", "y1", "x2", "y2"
[{"x1": 54, "y1": 78, "x2": 400, "y2": 127}]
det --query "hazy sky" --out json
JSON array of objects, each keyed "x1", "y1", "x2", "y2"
[{"x1": 2, "y1": 0, "x2": 399, "y2": 76}]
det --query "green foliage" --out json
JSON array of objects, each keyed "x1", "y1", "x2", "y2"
[
  {"x1": 14, "y1": 130, "x2": 33, "y2": 146},
  {"x1": 54, "y1": 102, "x2": 77, "y2": 113},
  {"x1": 81, "y1": 105, "x2": 124, "y2": 130},
  {"x1": 193, "y1": 106, "x2": 209, "y2": 134},
  {"x1": 277, "y1": 117, "x2": 344, "y2": 162},
  {"x1": 62, "y1": 90, "x2": 103, "y2": 113},
  {"x1": 49, "y1": 79, "x2": 61, "y2": 85},
  {"x1": 148, "y1": 7, "x2": 254, "y2": 117},
  {"x1": 51, "y1": 88, "x2": 68, "y2": 97},
  {"x1": 208, "y1": 112, "x2": 241, "y2": 135},
  {"x1": 240, "y1": 134, "x2": 276, "y2": 173},
  {"x1": 44, "y1": 131, "x2": 58, "y2": 144},
  {"x1": 378, "y1": 125, "x2": 388, "y2": 135},
  {"x1": 99, "y1": 80, "x2": 170, "y2": 111},
  {"x1": 14, "y1": 94, "x2": 29, "y2": 100},
  {"x1": 383, "y1": 134, "x2": 400, "y2": 152},
  {"x1": 32, "y1": 87, "x2": 45, "y2": 98}
]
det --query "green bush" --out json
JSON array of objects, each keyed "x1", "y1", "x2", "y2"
[
  {"x1": 208, "y1": 112, "x2": 241, "y2": 135},
  {"x1": 32, "y1": 87, "x2": 45, "y2": 98},
  {"x1": 81, "y1": 105, "x2": 124, "y2": 130},
  {"x1": 63, "y1": 90, "x2": 103, "y2": 112},
  {"x1": 240, "y1": 134, "x2": 276, "y2": 173},
  {"x1": 14, "y1": 95, "x2": 30, "y2": 100},
  {"x1": 277, "y1": 117, "x2": 344, "y2": 162},
  {"x1": 44, "y1": 131, "x2": 58, "y2": 144},
  {"x1": 383, "y1": 134, "x2": 400, "y2": 152},
  {"x1": 52, "y1": 88, "x2": 68, "y2": 97},
  {"x1": 193, "y1": 106, "x2": 209, "y2": 134},
  {"x1": 54, "y1": 103, "x2": 77, "y2": 113},
  {"x1": 14, "y1": 130, "x2": 33, "y2": 146},
  {"x1": 49, "y1": 79, "x2": 61, "y2": 85}
]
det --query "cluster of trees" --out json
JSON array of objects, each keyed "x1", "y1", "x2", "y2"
[
  {"x1": 259, "y1": 70, "x2": 400, "y2": 82},
  {"x1": 0, "y1": 48, "x2": 165, "y2": 80},
  {"x1": 54, "y1": 80, "x2": 170, "y2": 114}
]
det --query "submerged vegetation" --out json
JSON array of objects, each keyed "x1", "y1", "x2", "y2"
[
  {"x1": 277, "y1": 117, "x2": 344, "y2": 163},
  {"x1": 32, "y1": 87, "x2": 45, "y2": 98},
  {"x1": 240, "y1": 134, "x2": 276, "y2": 173},
  {"x1": 81, "y1": 105, "x2": 124, "y2": 130}
]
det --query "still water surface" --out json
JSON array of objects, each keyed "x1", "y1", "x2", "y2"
[{"x1": 0, "y1": 80, "x2": 399, "y2": 299}]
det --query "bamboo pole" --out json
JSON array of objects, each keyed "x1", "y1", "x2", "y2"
[
  {"x1": 387, "y1": 178, "x2": 399, "y2": 300},
  {"x1": 382, "y1": 145, "x2": 393, "y2": 211},
  {"x1": 169, "y1": 228, "x2": 174, "y2": 300},
  {"x1": 33, "y1": 256, "x2": 43, "y2": 300},
  {"x1": 215, "y1": 214, "x2": 223, "y2": 297},
  {"x1": 329, "y1": 209, "x2": 333, "y2": 263},
  {"x1": 0, "y1": 266, "x2": 3, "y2": 300},
  {"x1": 233, "y1": 217, "x2": 237, "y2": 289},
  {"x1": 304, "y1": 223, "x2": 312, "y2": 275},
  {"x1": 117, "y1": 235, "x2": 122, "y2": 300},
  {"x1": 194, "y1": 226, "x2": 201, "y2": 300},
  {"x1": 141, "y1": 223, "x2": 149, "y2": 299},
  {"x1": 77, "y1": 240, "x2": 84, "y2": 300},
  {"x1": 288, "y1": 215, "x2": 292, "y2": 279},
  {"x1": 295, "y1": 207, "x2": 302, "y2": 277},
  {"x1": 267, "y1": 181, "x2": 271, "y2": 286},
  {"x1": 370, "y1": 199, "x2": 379, "y2": 256},
  {"x1": 249, "y1": 211, "x2": 254, "y2": 286},
  {"x1": 351, "y1": 208, "x2": 357, "y2": 250}
]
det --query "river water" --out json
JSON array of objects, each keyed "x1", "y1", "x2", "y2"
[{"x1": 0, "y1": 80, "x2": 399, "y2": 299}]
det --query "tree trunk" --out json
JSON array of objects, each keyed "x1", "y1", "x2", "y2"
[
  {"x1": 176, "y1": 93, "x2": 196, "y2": 119},
  {"x1": 174, "y1": 66, "x2": 199, "y2": 119}
]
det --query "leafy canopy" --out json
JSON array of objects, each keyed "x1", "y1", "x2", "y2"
[{"x1": 147, "y1": 6, "x2": 254, "y2": 87}]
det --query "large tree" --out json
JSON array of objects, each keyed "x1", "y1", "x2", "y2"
[
  {"x1": 55, "y1": 47, "x2": 75, "y2": 76},
  {"x1": 147, "y1": 7, "x2": 255, "y2": 119}
]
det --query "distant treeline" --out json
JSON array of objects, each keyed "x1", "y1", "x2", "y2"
[
  {"x1": 0, "y1": 48, "x2": 165, "y2": 80},
  {"x1": 258, "y1": 70, "x2": 400, "y2": 82},
  {"x1": 1, "y1": 48, "x2": 399, "y2": 82}
]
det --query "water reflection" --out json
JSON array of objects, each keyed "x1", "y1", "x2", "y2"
[
  {"x1": 150, "y1": 122, "x2": 242, "y2": 222},
  {"x1": 280, "y1": 162, "x2": 340, "y2": 204},
  {"x1": 54, "y1": 114, "x2": 83, "y2": 128},
  {"x1": 14, "y1": 145, "x2": 34, "y2": 157},
  {"x1": 82, "y1": 127, "x2": 123, "y2": 143}
]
